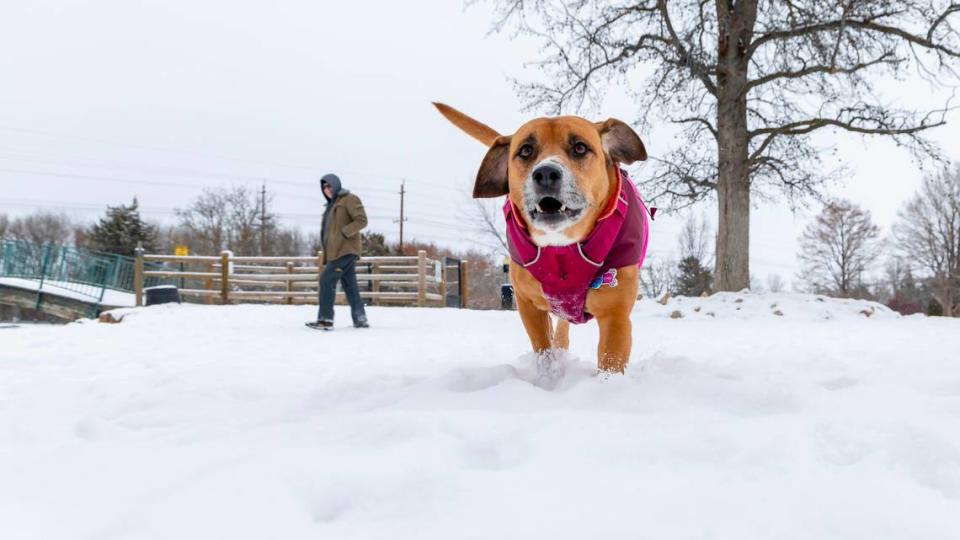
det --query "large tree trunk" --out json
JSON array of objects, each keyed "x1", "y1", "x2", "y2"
[
  {"x1": 713, "y1": 2, "x2": 753, "y2": 292},
  {"x1": 714, "y1": 155, "x2": 750, "y2": 291},
  {"x1": 934, "y1": 277, "x2": 956, "y2": 317}
]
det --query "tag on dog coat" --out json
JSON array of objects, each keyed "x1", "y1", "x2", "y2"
[{"x1": 590, "y1": 268, "x2": 619, "y2": 289}]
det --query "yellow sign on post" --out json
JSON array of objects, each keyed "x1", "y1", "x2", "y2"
[{"x1": 174, "y1": 245, "x2": 189, "y2": 257}]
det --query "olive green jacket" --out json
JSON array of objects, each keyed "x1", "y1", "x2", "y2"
[{"x1": 322, "y1": 192, "x2": 367, "y2": 263}]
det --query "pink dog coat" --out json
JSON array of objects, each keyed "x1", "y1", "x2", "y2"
[{"x1": 504, "y1": 168, "x2": 651, "y2": 324}]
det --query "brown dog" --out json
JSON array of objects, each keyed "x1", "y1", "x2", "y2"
[{"x1": 434, "y1": 103, "x2": 649, "y2": 373}]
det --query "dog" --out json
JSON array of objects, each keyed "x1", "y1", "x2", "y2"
[{"x1": 434, "y1": 103, "x2": 650, "y2": 373}]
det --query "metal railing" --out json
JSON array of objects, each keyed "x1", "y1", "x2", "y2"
[
  {"x1": 0, "y1": 240, "x2": 110, "y2": 303},
  {"x1": 0, "y1": 240, "x2": 170, "y2": 306}
]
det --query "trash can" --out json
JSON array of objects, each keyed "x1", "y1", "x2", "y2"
[
  {"x1": 500, "y1": 284, "x2": 514, "y2": 310},
  {"x1": 144, "y1": 285, "x2": 181, "y2": 306}
]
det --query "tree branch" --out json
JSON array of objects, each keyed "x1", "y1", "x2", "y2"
[
  {"x1": 745, "y1": 52, "x2": 896, "y2": 92},
  {"x1": 751, "y1": 7, "x2": 960, "y2": 59},
  {"x1": 658, "y1": 0, "x2": 717, "y2": 95},
  {"x1": 748, "y1": 105, "x2": 948, "y2": 164},
  {"x1": 673, "y1": 116, "x2": 718, "y2": 140}
]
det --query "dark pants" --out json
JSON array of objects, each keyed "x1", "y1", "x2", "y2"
[{"x1": 318, "y1": 254, "x2": 367, "y2": 325}]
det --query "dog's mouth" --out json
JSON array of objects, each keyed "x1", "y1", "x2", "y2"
[{"x1": 529, "y1": 196, "x2": 582, "y2": 223}]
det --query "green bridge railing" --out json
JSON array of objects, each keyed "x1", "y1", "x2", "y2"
[{"x1": 0, "y1": 240, "x2": 165, "y2": 306}]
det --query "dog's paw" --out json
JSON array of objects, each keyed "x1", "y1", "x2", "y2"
[{"x1": 520, "y1": 349, "x2": 584, "y2": 390}]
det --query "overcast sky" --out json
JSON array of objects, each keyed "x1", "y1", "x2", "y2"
[{"x1": 2, "y1": 0, "x2": 957, "y2": 287}]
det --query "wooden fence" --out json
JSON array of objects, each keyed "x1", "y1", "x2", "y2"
[{"x1": 133, "y1": 250, "x2": 468, "y2": 308}]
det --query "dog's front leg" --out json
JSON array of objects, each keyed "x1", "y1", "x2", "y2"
[
  {"x1": 588, "y1": 265, "x2": 639, "y2": 373},
  {"x1": 515, "y1": 293, "x2": 553, "y2": 353},
  {"x1": 509, "y1": 264, "x2": 555, "y2": 353},
  {"x1": 595, "y1": 314, "x2": 632, "y2": 373}
]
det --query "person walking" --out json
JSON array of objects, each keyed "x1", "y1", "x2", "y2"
[{"x1": 306, "y1": 173, "x2": 370, "y2": 330}]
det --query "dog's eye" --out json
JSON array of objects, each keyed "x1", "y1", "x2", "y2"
[
  {"x1": 517, "y1": 144, "x2": 534, "y2": 159},
  {"x1": 572, "y1": 142, "x2": 589, "y2": 156}
]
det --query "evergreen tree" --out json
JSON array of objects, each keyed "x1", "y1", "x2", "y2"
[
  {"x1": 674, "y1": 256, "x2": 713, "y2": 297},
  {"x1": 896, "y1": 268, "x2": 925, "y2": 314},
  {"x1": 361, "y1": 231, "x2": 391, "y2": 257},
  {"x1": 87, "y1": 198, "x2": 157, "y2": 256}
]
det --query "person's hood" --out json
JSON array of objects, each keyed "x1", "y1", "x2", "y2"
[{"x1": 321, "y1": 173, "x2": 348, "y2": 201}]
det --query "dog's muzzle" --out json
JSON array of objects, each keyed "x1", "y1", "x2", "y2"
[{"x1": 526, "y1": 159, "x2": 585, "y2": 229}]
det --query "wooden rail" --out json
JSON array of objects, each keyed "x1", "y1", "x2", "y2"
[{"x1": 133, "y1": 249, "x2": 465, "y2": 308}]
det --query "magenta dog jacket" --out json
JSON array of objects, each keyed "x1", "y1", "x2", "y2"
[{"x1": 504, "y1": 168, "x2": 650, "y2": 324}]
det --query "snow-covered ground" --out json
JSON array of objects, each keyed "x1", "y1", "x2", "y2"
[{"x1": 1, "y1": 293, "x2": 959, "y2": 539}]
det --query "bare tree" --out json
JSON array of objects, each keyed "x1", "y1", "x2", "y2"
[
  {"x1": 469, "y1": 198, "x2": 509, "y2": 255},
  {"x1": 798, "y1": 199, "x2": 882, "y2": 297},
  {"x1": 175, "y1": 189, "x2": 228, "y2": 254},
  {"x1": 225, "y1": 187, "x2": 264, "y2": 256},
  {"x1": 766, "y1": 273, "x2": 785, "y2": 293},
  {"x1": 640, "y1": 256, "x2": 677, "y2": 298},
  {"x1": 0, "y1": 214, "x2": 9, "y2": 239},
  {"x1": 878, "y1": 256, "x2": 923, "y2": 310},
  {"x1": 894, "y1": 166, "x2": 960, "y2": 316},
  {"x1": 6, "y1": 212, "x2": 75, "y2": 246},
  {"x1": 678, "y1": 212, "x2": 713, "y2": 264},
  {"x1": 268, "y1": 227, "x2": 307, "y2": 256},
  {"x1": 484, "y1": 1, "x2": 960, "y2": 291},
  {"x1": 175, "y1": 186, "x2": 272, "y2": 255}
]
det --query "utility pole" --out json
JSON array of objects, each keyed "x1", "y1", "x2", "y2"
[
  {"x1": 398, "y1": 180, "x2": 406, "y2": 253},
  {"x1": 259, "y1": 181, "x2": 267, "y2": 256}
]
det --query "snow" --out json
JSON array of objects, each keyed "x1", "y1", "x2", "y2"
[
  {"x1": 0, "y1": 277, "x2": 135, "y2": 307},
  {"x1": 1, "y1": 293, "x2": 959, "y2": 539},
  {"x1": 643, "y1": 290, "x2": 901, "y2": 320}
]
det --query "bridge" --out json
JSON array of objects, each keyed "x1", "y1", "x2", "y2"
[{"x1": 0, "y1": 241, "x2": 152, "y2": 322}]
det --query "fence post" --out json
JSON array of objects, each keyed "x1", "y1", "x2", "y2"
[
  {"x1": 220, "y1": 251, "x2": 231, "y2": 305},
  {"x1": 134, "y1": 245, "x2": 144, "y2": 307},
  {"x1": 417, "y1": 250, "x2": 427, "y2": 307},
  {"x1": 460, "y1": 260, "x2": 469, "y2": 309},
  {"x1": 286, "y1": 261, "x2": 294, "y2": 305}
]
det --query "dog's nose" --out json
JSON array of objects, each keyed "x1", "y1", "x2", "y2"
[{"x1": 532, "y1": 163, "x2": 563, "y2": 191}]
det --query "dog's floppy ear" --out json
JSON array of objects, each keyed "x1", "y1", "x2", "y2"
[
  {"x1": 474, "y1": 135, "x2": 512, "y2": 198},
  {"x1": 433, "y1": 102, "x2": 501, "y2": 147},
  {"x1": 595, "y1": 119, "x2": 647, "y2": 165}
]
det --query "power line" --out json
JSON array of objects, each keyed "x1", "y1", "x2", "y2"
[
  {"x1": 0, "y1": 148, "x2": 268, "y2": 183},
  {"x1": 0, "y1": 124, "x2": 468, "y2": 190},
  {"x1": 0, "y1": 124, "x2": 325, "y2": 171},
  {"x1": 0, "y1": 166, "x2": 206, "y2": 189},
  {"x1": 0, "y1": 160, "x2": 437, "y2": 202}
]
